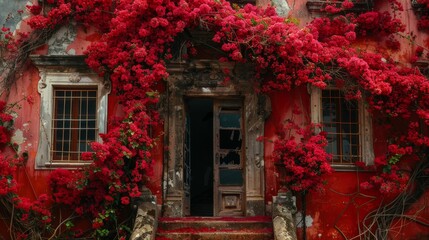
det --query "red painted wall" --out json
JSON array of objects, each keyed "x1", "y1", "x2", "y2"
[
  {"x1": 263, "y1": 81, "x2": 429, "y2": 239},
  {"x1": 260, "y1": 0, "x2": 429, "y2": 238},
  {"x1": 263, "y1": 86, "x2": 388, "y2": 239}
]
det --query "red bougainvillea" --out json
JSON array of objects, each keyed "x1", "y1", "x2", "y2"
[
  {"x1": 0, "y1": 101, "x2": 13, "y2": 146},
  {"x1": 272, "y1": 120, "x2": 333, "y2": 193},
  {"x1": 0, "y1": 100, "x2": 52, "y2": 239}
]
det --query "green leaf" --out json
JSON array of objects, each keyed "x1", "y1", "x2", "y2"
[
  {"x1": 146, "y1": 91, "x2": 158, "y2": 98},
  {"x1": 65, "y1": 220, "x2": 74, "y2": 229},
  {"x1": 388, "y1": 154, "x2": 402, "y2": 165},
  {"x1": 382, "y1": 165, "x2": 392, "y2": 174},
  {"x1": 251, "y1": 18, "x2": 257, "y2": 26},
  {"x1": 285, "y1": 17, "x2": 299, "y2": 25}
]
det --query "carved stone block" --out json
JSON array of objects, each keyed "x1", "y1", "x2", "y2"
[
  {"x1": 272, "y1": 190, "x2": 297, "y2": 240},
  {"x1": 130, "y1": 189, "x2": 158, "y2": 240}
]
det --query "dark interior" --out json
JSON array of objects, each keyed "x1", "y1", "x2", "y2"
[{"x1": 187, "y1": 98, "x2": 214, "y2": 216}]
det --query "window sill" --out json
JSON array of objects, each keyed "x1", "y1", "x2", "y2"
[
  {"x1": 39, "y1": 162, "x2": 92, "y2": 169},
  {"x1": 331, "y1": 164, "x2": 375, "y2": 172}
]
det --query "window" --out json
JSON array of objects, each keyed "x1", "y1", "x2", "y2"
[
  {"x1": 51, "y1": 87, "x2": 98, "y2": 162},
  {"x1": 310, "y1": 86, "x2": 374, "y2": 168},
  {"x1": 33, "y1": 57, "x2": 110, "y2": 168}
]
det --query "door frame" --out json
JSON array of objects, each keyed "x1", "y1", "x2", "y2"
[{"x1": 161, "y1": 60, "x2": 270, "y2": 217}]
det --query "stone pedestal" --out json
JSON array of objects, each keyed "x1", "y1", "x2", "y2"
[
  {"x1": 272, "y1": 190, "x2": 297, "y2": 240},
  {"x1": 130, "y1": 188, "x2": 158, "y2": 240}
]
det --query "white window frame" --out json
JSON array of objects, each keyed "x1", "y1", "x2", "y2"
[
  {"x1": 310, "y1": 86, "x2": 374, "y2": 169},
  {"x1": 34, "y1": 64, "x2": 110, "y2": 169}
]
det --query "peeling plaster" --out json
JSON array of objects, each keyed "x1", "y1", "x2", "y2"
[
  {"x1": 48, "y1": 24, "x2": 77, "y2": 55},
  {"x1": 67, "y1": 48, "x2": 76, "y2": 55},
  {"x1": 272, "y1": 0, "x2": 291, "y2": 17},
  {"x1": 11, "y1": 129, "x2": 26, "y2": 151},
  {"x1": 295, "y1": 212, "x2": 313, "y2": 227}
]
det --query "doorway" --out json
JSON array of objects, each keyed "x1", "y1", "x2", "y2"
[
  {"x1": 185, "y1": 98, "x2": 245, "y2": 217},
  {"x1": 187, "y1": 99, "x2": 214, "y2": 216}
]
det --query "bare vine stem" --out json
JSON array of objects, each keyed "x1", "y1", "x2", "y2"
[
  {"x1": 9, "y1": 203, "x2": 14, "y2": 240},
  {"x1": 47, "y1": 213, "x2": 79, "y2": 240},
  {"x1": 360, "y1": 153, "x2": 429, "y2": 239},
  {"x1": 1, "y1": 27, "x2": 57, "y2": 94}
]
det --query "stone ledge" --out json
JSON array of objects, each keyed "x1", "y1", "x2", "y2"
[{"x1": 30, "y1": 55, "x2": 88, "y2": 69}]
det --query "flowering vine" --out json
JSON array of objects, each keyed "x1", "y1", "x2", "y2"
[
  {"x1": 0, "y1": 100, "x2": 52, "y2": 239},
  {"x1": 272, "y1": 119, "x2": 333, "y2": 193}
]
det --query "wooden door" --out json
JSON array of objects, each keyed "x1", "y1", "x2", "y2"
[{"x1": 213, "y1": 100, "x2": 244, "y2": 216}]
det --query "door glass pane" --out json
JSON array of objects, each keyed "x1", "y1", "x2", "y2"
[
  {"x1": 219, "y1": 112, "x2": 240, "y2": 128},
  {"x1": 219, "y1": 169, "x2": 243, "y2": 186},
  {"x1": 220, "y1": 150, "x2": 240, "y2": 165},
  {"x1": 219, "y1": 129, "x2": 242, "y2": 149}
]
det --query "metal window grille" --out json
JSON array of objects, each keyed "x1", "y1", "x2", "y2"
[
  {"x1": 51, "y1": 87, "x2": 98, "y2": 163},
  {"x1": 306, "y1": 0, "x2": 374, "y2": 13},
  {"x1": 321, "y1": 89, "x2": 361, "y2": 164}
]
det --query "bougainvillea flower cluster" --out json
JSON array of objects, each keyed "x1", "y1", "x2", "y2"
[{"x1": 272, "y1": 120, "x2": 333, "y2": 193}]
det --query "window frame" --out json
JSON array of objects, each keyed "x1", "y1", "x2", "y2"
[
  {"x1": 51, "y1": 86, "x2": 99, "y2": 162},
  {"x1": 310, "y1": 86, "x2": 374, "y2": 170},
  {"x1": 34, "y1": 60, "x2": 110, "y2": 169}
]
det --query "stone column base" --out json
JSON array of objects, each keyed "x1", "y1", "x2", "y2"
[
  {"x1": 272, "y1": 190, "x2": 297, "y2": 240},
  {"x1": 130, "y1": 188, "x2": 158, "y2": 240}
]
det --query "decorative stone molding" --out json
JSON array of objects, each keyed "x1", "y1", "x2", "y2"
[
  {"x1": 31, "y1": 55, "x2": 111, "y2": 92},
  {"x1": 182, "y1": 61, "x2": 226, "y2": 87},
  {"x1": 68, "y1": 73, "x2": 81, "y2": 83},
  {"x1": 30, "y1": 55, "x2": 110, "y2": 169},
  {"x1": 30, "y1": 55, "x2": 88, "y2": 68},
  {"x1": 38, "y1": 70, "x2": 47, "y2": 91}
]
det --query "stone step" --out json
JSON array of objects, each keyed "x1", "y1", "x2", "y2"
[
  {"x1": 155, "y1": 231, "x2": 274, "y2": 240},
  {"x1": 158, "y1": 216, "x2": 272, "y2": 231},
  {"x1": 156, "y1": 216, "x2": 273, "y2": 240}
]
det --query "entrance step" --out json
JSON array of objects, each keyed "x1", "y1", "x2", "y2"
[{"x1": 155, "y1": 216, "x2": 273, "y2": 240}]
